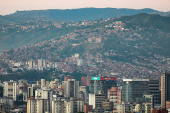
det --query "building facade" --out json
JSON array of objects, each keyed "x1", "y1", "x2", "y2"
[
  {"x1": 122, "y1": 79, "x2": 150, "y2": 103},
  {"x1": 90, "y1": 77, "x2": 117, "y2": 97},
  {"x1": 63, "y1": 79, "x2": 79, "y2": 99},
  {"x1": 161, "y1": 71, "x2": 170, "y2": 109},
  {"x1": 3, "y1": 80, "x2": 17, "y2": 101}
]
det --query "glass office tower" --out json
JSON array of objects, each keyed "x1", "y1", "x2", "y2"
[
  {"x1": 122, "y1": 79, "x2": 150, "y2": 103},
  {"x1": 90, "y1": 77, "x2": 117, "y2": 97}
]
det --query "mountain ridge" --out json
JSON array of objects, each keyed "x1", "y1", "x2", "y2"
[
  {"x1": 0, "y1": 8, "x2": 162, "y2": 24},
  {"x1": 0, "y1": 13, "x2": 169, "y2": 51}
]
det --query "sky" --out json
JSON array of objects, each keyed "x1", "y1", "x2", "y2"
[{"x1": 0, "y1": 0, "x2": 170, "y2": 15}]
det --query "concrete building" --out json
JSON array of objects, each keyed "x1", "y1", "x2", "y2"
[
  {"x1": 79, "y1": 86, "x2": 88, "y2": 103},
  {"x1": 27, "y1": 84, "x2": 40, "y2": 98},
  {"x1": 63, "y1": 79, "x2": 79, "y2": 99},
  {"x1": 81, "y1": 76, "x2": 90, "y2": 86},
  {"x1": 107, "y1": 87, "x2": 122, "y2": 108},
  {"x1": 84, "y1": 103, "x2": 93, "y2": 113},
  {"x1": 17, "y1": 82, "x2": 30, "y2": 96},
  {"x1": 38, "y1": 59, "x2": 45, "y2": 70},
  {"x1": 3, "y1": 80, "x2": 17, "y2": 101},
  {"x1": 49, "y1": 79, "x2": 62, "y2": 89},
  {"x1": 161, "y1": 71, "x2": 170, "y2": 109},
  {"x1": 28, "y1": 60, "x2": 36, "y2": 70},
  {"x1": 0, "y1": 97, "x2": 13, "y2": 113},
  {"x1": 27, "y1": 97, "x2": 50, "y2": 113},
  {"x1": 134, "y1": 103, "x2": 151, "y2": 113},
  {"x1": 74, "y1": 98, "x2": 84, "y2": 113},
  {"x1": 52, "y1": 97, "x2": 83, "y2": 113},
  {"x1": 77, "y1": 59, "x2": 85, "y2": 66},
  {"x1": 122, "y1": 79, "x2": 150, "y2": 103},
  {"x1": 27, "y1": 88, "x2": 53, "y2": 113},
  {"x1": 89, "y1": 93, "x2": 106, "y2": 109},
  {"x1": 149, "y1": 79, "x2": 160, "y2": 105},
  {"x1": 52, "y1": 99, "x2": 64, "y2": 113}
]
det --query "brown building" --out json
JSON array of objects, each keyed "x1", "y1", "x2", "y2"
[
  {"x1": 151, "y1": 108, "x2": 168, "y2": 113},
  {"x1": 84, "y1": 103, "x2": 93, "y2": 113},
  {"x1": 161, "y1": 71, "x2": 170, "y2": 109},
  {"x1": 64, "y1": 75, "x2": 73, "y2": 81},
  {"x1": 81, "y1": 76, "x2": 90, "y2": 86},
  {"x1": 107, "y1": 87, "x2": 122, "y2": 105}
]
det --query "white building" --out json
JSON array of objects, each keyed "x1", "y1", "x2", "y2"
[
  {"x1": 27, "y1": 97, "x2": 50, "y2": 113},
  {"x1": 63, "y1": 79, "x2": 79, "y2": 99},
  {"x1": 28, "y1": 60, "x2": 36, "y2": 70},
  {"x1": 27, "y1": 88, "x2": 53, "y2": 113},
  {"x1": 38, "y1": 59, "x2": 45, "y2": 70},
  {"x1": 3, "y1": 80, "x2": 17, "y2": 101},
  {"x1": 89, "y1": 93, "x2": 105, "y2": 109}
]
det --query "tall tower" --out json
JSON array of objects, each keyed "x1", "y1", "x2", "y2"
[
  {"x1": 90, "y1": 77, "x2": 117, "y2": 97},
  {"x1": 161, "y1": 71, "x2": 170, "y2": 109},
  {"x1": 122, "y1": 79, "x2": 150, "y2": 103},
  {"x1": 38, "y1": 59, "x2": 45, "y2": 70},
  {"x1": 63, "y1": 79, "x2": 79, "y2": 99},
  {"x1": 29, "y1": 60, "x2": 35, "y2": 70},
  {"x1": 3, "y1": 80, "x2": 17, "y2": 101},
  {"x1": 148, "y1": 79, "x2": 160, "y2": 106}
]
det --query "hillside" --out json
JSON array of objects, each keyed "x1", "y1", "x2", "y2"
[
  {"x1": 0, "y1": 13, "x2": 170, "y2": 80},
  {"x1": 0, "y1": 13, "x2": 170, "y2": 51},
  {"x1": 0, "y1": 8, "x2": 160, "y2": 24}
]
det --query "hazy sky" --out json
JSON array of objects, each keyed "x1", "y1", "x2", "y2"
[{"x1": 0, "y1": 0, "x2": 170, "y2": 15}]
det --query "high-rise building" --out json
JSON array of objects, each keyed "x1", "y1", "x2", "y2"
[
  {"x1": 0, "y1": 97, "x2": 14, "y2": 113},
  {"x1": 74, "y1": 98, "x2": 84, "y2": 113},
  {"x1": 122, "y1": 79, "x2": 150, "y2": 103},
  {"x1": 89, "y1": 93, "x2": 106, "y2": 109},
  {"x1": 84, "y1": 103, "x2": 93, "y2": 113},
  {"x1": 28, "y1": 60, "x2": 35, "y2": 70},
  {"x1": 90, "y1": 77, "x2": 117, "y2": 97},
  {"x1": 27, "y1": 88, "x2": 53, "y2": 113},
  {"x1": 3, "y1": 80, "x2": 17, "y2": 101},
  {"x1": 79, "y1": 86, "x2": 88, "y2": 103},
  {"x1": 27, "y1": 97, "x2": 50, "y2": 113},
  {"x1": 52, "y1": 97, "x2": 84, "y2": 113},
  {"x1": 63, "y1": 79, "x2": 79, "y2": 99},
  {"x1": 107, "y1": 87, "x2": 122, "y2": 108},
  {"x1": 148, "y1": 79, "x2": 160, "y2": 105},
  {"x1": 161, "y1": 71, "x2": 170, "y2": 109},
  {"x1": 28, "y1": 84, "x2": 41, "y2": 98},
  {"x1": 38, "y1": 59, "x2": 45, "y2": 70},
  {"x1": 81, "y1": 76, "x2": 90, "y2": 86}
]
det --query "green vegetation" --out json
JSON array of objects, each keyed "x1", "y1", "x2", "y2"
[
  {"x1": 0, "y1": 69, "x2": 87, "y2": 82},
  {"x1": 118, "y1": 13, "x2": 170, "y2": 32},
  {"x1": 0, "y1": 69, "x2": 55, "y2": 82}
]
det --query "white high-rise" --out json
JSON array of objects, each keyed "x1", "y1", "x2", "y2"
[
  {"x1": 28, "y1": 60, "x2": 35, "y2": 70},
  {"x1": 3, "y1": 80, "x2": 17, "y2": 101},
  {"x1": 27, "y1": 88, "x2": 52, "y2": 113},
  {"x1": 63, "y1": 79, "x2": 79, "y2": 99},
  {"x1": 38, "y1": 59, "x2": 45, "y2": 70}
]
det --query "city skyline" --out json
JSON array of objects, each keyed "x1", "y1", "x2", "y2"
[{"x1": 0, "y1": 0, "x2": 170, "y2": 15}]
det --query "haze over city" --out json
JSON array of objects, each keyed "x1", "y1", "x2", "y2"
[{"x1": 0, "y1": 0, "x2": 170, "y2": 15}]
